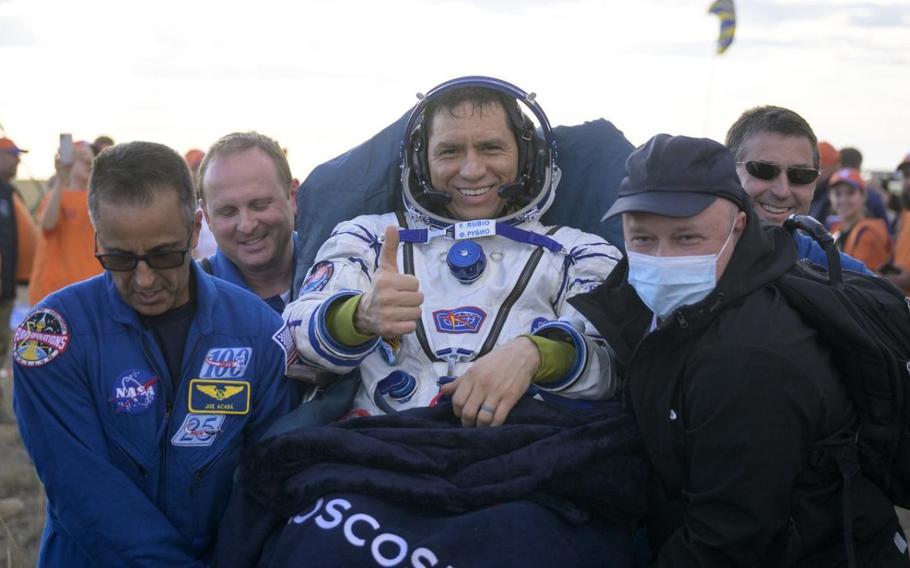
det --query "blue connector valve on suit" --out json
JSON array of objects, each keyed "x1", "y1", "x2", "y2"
[
  {"x1": 377, "y1": 371, "x2": 417, "y2": 404},
  {"x1": 447, "y1": 240, "x2": 486, "y2": 284}
]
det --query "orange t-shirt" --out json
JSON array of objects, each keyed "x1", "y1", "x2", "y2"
[
  {"x1": 13, "y1": 192, "x2": 38, "y2": 282},
  {"x1": 832, "y1": 217, "x2": 893, "y2": 272},
  {"x1": 28, "y1": 189, "x2": 102, "y2": 305}
]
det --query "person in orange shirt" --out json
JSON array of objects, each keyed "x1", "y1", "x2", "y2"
[
  {"x1": 28, "y1": 140, "x2": 102, "y2": 305},
  {"x1": 829, "y1": 167, "x2": 892, "y2": 273},
  {"x1": 13, "y1": 194, "x2": 38, "y2": 283}
]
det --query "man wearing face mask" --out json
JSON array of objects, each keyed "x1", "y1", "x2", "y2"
[{"x1": 571, "y1": 134, "x2": 909, "y2": 565}]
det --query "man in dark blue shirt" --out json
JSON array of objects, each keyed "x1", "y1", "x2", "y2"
[
  {"x1": 198, "y1": 132, "x2": 300, "y2": 313},
  {"x1": 726, "y1": 106, "x2": 869, "y2": 273},
  {"x1": 13, "y1": 141, "x2": 298, "y2": 566}
]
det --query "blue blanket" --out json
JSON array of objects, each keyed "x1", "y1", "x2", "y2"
[{"x1": 215, "y1": 398, "x2": 647, "y2": 567}]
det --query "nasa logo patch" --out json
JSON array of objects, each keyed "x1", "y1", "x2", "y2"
[
  {"x1": 300, "y1": 261, "x2": 334, "y2": 294},
  {"x1": 13, "y1": 309, "x2": 71, "y2": 367},
  {"x1": 171, "y1": 414, "x2": 225, "y2": 447},
  {"x1": 110, "y1": 369, "x2": 159, "y2": 415},
  {"x1": 433, "y1": 307, "x2": 487, "y2": 334},
  {"x1": 199, "y1": 347, "x2": 252, "y2": 379},
  {"x1": 188, "y1": 379, "x2": 250, "y2": 415}
]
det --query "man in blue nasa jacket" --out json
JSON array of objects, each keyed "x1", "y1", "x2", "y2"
[
  {"x1": 197, "y1": 132, "x2": 301, "y2": 314},
  {"x1": 12, "y1": 141, "x2": 298, "y2": 567}
]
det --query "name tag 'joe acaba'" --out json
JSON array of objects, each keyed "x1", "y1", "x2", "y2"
[{"x1": 189, "y1": 379, "x2": 251, "y2": 415}]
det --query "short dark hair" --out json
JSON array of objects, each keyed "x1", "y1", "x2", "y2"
[
  {"x1": 91, "y1": 135, "x2": 115, "y2": 156},
  {"x1": 197, "y1": 131, "x2": 292, "y2": 202},
  {"x1": 725, "y1": 106, "x2": 819, "y2": 168},
  {"x1": 424, "y1": 87, "x2": 524, "y2": 142},
  {"x1": 839, "y1": 147, "x2": 863, "y2": 169},
  {"x1": 88, "y1": 141, "x2": 196, "y2": 234}
]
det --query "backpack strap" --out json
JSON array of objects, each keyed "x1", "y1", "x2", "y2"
[{"x1": 831, "y1": 443, "x2": 861, "y2": 568}]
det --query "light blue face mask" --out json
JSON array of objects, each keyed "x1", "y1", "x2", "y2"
[{"x1": 627, "y1": 218, "x2": 737, "y2": 320}]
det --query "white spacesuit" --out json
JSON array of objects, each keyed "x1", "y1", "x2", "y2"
[{"x1": 284, "y1": 76, "x2": 622, "y2": 416}]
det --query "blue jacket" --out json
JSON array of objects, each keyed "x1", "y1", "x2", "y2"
[
  {"x1": 12, "y1": 263, "x2": 298, "y2": 567},
  {"x1": 204, "y1": 232, "x2": 301, "y2": 313},
  {"x1": 793, "y1": 230, "x2": 871, "y2": 274}
]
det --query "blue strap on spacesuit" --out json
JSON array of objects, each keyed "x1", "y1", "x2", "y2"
[{"x1": 397, "y1": 223, "x2": 564, "y2": 252}]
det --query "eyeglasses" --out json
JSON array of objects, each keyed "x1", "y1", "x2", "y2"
[
  {"x1": 737, "y1": 161, "x2": 820, "y2": 185},
  {"x1": 95, "y1": 234, "x2": 192, "y2": 272}
]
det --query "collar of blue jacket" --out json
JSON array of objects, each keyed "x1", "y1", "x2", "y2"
[
  {"x1": 105, "y1": 260, "x2": 217, "y2": 335},
  {"x1": 204, "y1": 231, "x2": 301, "y2": 312}
]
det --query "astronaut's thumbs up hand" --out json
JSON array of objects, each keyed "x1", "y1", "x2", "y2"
[{"x1": 354, "y1": 226, "x2": 424, "y2": 337}]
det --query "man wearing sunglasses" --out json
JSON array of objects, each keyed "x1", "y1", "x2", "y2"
[
  {"x1": 725, "y1": 105, "x2": 869, "y2": 273},
  {"x1": 11, "y1": 141, "x2": 299, "y2": 567}
]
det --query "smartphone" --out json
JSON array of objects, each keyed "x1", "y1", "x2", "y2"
[{"x1": 59, "y1": 133, "x2": 74, "y2": 164}]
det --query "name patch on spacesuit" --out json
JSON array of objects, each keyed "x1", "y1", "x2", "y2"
[
  {"x1": 12, "y1": 308, "x2": 71, "y2": 368},
  {"x1": 189, "y1": 379, "x2": 250, "y2": 415},
  {"x1": 110, "y1": 369, "x2": 159, "y2": 415},
  {"x1": 301, "y1": 261, "x2": 334, "y2": 294},
  {"x1": 199, "y1": 347, "x2": 251, "y2": 379},
  {"x1": 171, "y1": 413, "x2": 225, "y2": 447},
  {"x1": 432, "y1": 307, "x2": 487, "y2": 334},
  {"x1": 454, "y1": 219, "x2": 495, "y2": 240}
]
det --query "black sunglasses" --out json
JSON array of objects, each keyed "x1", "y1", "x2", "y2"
[
  {"x1": 737, "y1": 161, "x2": 820, "y2": 185},
  {"x1": 95, "y1": 234, "x2": 193, "y2": 272}
]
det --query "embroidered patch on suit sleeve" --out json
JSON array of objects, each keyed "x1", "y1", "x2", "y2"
[{"x1": 13, "y1": 308, "x2": 71, "y2": 367}]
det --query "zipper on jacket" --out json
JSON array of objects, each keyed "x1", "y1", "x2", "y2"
[
  {"x1": 675, "y1": 311, "x2": 689, "y2": 329},
  {"x1": 477, "y1": 234, "x2": 556, "y2": 358},
  {"x1": 139, "y1": 332, "x2": 174, "y2": 514}
]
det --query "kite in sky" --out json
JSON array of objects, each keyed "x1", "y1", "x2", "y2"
[{"x1": 708, "y1": 0, "x2": 736, "y2": 54}]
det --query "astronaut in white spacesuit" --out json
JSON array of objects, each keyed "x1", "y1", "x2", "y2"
[{"x1": 284, "y1": 76, "x2": 622, "y2": 427}]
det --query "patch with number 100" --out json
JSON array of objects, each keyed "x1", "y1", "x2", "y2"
[{"x1": 199, "y1": 347, "x2": 252, "y2": 378}]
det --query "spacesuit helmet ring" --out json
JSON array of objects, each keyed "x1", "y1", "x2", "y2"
[{"x1": 400, "y1": 76, "x2": 560, "y2": 229}]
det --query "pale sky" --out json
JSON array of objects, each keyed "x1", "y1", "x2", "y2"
[{"x1": 2, "y1": 0, "x2": 909, "y2": 183}]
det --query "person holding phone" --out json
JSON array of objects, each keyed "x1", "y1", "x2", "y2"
[{"x1": 28, "y1": 136, "x2": 102, "y2": 306}]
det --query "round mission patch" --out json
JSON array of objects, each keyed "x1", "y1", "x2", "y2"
[{"x1": 13, "y1": 308, "x2": 71, "y2": 367}]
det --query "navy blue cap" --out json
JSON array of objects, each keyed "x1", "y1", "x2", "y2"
[{"x1": 603, "y1": 134, "x2": 747, "y2": 219}]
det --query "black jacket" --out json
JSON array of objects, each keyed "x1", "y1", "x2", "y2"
[
  {"x1": 0, "y1": 179, "x2": 18, "y2": 300},
  {"x1": 571, "y1": 208, "x2": 907, "y2": 567}
]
